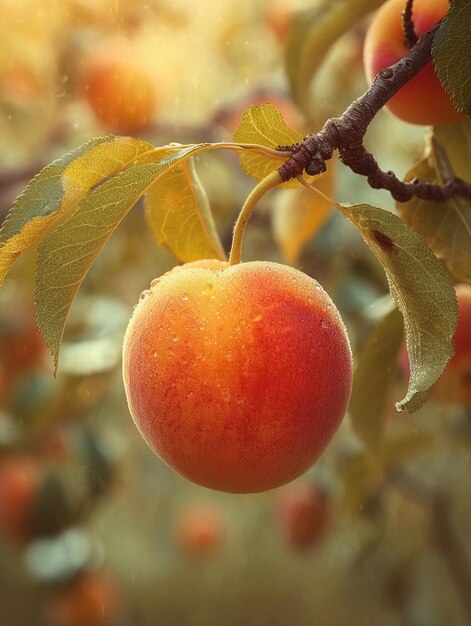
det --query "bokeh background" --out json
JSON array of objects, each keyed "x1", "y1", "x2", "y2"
[{"x1": 0, "y1": 1, "x2": 470, "y2": 625}]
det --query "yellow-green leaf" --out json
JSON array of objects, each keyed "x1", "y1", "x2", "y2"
[
  {"x1": 285, "y1": 0, "x2": 384, "y2": 113},
  {"x1": 35, "y1": 146, "x2": 202, "y2": 372},
  {"x1": 232, "y1": 103, "x2": 302, "y2": 188},
  {"x1": 144, "y1": 157, "x2": 225, "y2": 263},
  {"x1": 350, "y1": 306, "x2": 404, "y2": 457},
  {"x1": 342, "y1": 203, "x2": 458, "y2": 413},
  {"x1": 0, "y1": 135, "x2": 153, "y2": 286},
  {"x1": 271, "y1": 167, "x2": 333, "y2": 264},
  {"x1": 398, "y1": 123, "x2": 471, "y2": 284}
]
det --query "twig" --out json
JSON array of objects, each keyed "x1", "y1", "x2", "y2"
[
  {"x1": 277, "y1": 20, "x2": 471, "y2": 203},
  {"x1": 402, "y1": 0, "x2": 418, "y2": 49}
]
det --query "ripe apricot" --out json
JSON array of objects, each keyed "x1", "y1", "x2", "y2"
[
  {"x1": 123, "y1": 260, "x2": 352, "y2": 493},
  {"x1": 276, "y1": 483, "x2": 330, "y2": 550},
  {"x1": 173, "y1": 503, "x2": 225, "y2": 557},
  {"x1": 46, "y1": 571, "x2": 119, "y2": 626},
  {"x1": 0, "y1": 456, "x2": 41, "y2": 544},
  {"x1": 82, "y1": 57, "x2": 156, "y2": 132},
  {"x1": 363, "y1": 0, "x2": 464, "y2": 126}
]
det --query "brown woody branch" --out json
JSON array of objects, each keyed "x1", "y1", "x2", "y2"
[
  {"x1": 402, "y1": 0, "x2": 418, "y2": 49},
  {"x1": 277, "y1": 20, "x2": 471, "y2": 203}
]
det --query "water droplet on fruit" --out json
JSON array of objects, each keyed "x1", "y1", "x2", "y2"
[
  {"x1": 139, "y1": 289, "x2": 151, "y2": 301},
  {"x1": 151, "y1": 278, "x2": 161, "y2": 287},
  {"x1": 202, "y1": 283, "x2": 213, "y2": 295},
  {"x1": 153, "y1": 351, "x2": 157, "y2": 358},
  {"x1": 221, "y1": 389, "x2": 230, "y2": 402},
  {"x1": 321, "y1": 319, "x2": 330, "y2": 331},
  {"x1": 223, "y1": 348, "x2": 233, "y2": 362},
  {"x1": 171, "y1": 335, "x2": 179, "y2": 342},
  {"x1": 251, "y1": 312, "x2": 262, "y2": 322},
  {"x1": 181, "y1": 293, "x2": 189, "y2": 301}
]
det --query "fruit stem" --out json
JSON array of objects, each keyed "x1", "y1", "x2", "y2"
[{"x1": 229, "y1": 171, "x2": 282, "y2": 265}]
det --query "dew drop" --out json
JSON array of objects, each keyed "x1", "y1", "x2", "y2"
[
  {"x1": 202, "y1": 283, "x2": 213, "y2": 295},
  {"x1": 151, "y1": 278, "x2": 161, "y2": 287},
  {"x1": 171, "y1": 335, "x2": 179, "y2": 342},
  {"x1": 139, "y1": 289, "x2": 151, "y2": 301},
  {"x1": 181, "y1": 293, "x2": 189, "y2": 301},
  {"x1": 251, "y1": 313, "x2": 262, "y2": 322},
  {"x1": 152, "y1": 351, "x2": 158, "y2": 358}
]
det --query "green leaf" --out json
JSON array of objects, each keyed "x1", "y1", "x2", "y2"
[
  {"x1": 0, "y1": 135, "x2": 153, "y2": 286},
  {"x1": 35, "y1": 146, "x2": 202, "y2": 372},
  {"x1": 144, "y1": 156, "x2": 226, "y2": 263},
  {"x1": 232, "y1": 103, "x2": 302, "y2": 188},
  {"x1": 350, "y1": 306, "x2": 404, "y2": 456},
  {"x1": 432, "y1": 0, "x2": 471, "y2": 116},
  {"x1": 341, "y1": 202, "x2": 458, "y2": 413},
  {"x1": 397, "y1": 124, "x2": 471, "y2": 284},
  {"x1": 285, "y1": 0, "x2": 384, "y2": 112}
]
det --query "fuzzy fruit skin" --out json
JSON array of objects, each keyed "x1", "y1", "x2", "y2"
[
  {"x1": 83, "y1": 58, "x2": 156, "y2": 132},
  {"x1": 363, "y1": 0, "x2": 464, "y2": 126},
  {"x1": 123, "y1": 260, "x2": 352, "y2": 493},
  {"x1": 276, "y1": 483, "x2": 330, "y2": 550}
]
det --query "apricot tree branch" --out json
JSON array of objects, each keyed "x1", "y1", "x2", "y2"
[
  {"x1": 388, "y1": 468, "x2": 471, "y2": 624},
  {"x1": 277, "y1": 20, "x2": 471, "y2": 203},
  {"x1": 402, "y1": 0, "x2": 418, "y2": 49}
]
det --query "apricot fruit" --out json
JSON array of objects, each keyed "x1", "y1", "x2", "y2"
[
  {"x1": 173, "y1": 502, "x2": 225, "y2": 557},
  {"x1": 123, "y1": 260, "x2": 352, "y2": 493},
  {"x1": 46, "y1": 571, "x2": 119, "y2": 626},
  {"x1": 82, "y1": 57, "x2": 156, "y2": 132},
  {"x1": 363, "y1": 0, "x2": 464, "y2": 126},
  {"x1": 0, "y1": 456, "x2": 41, "y2": 544},
  {"x1": 276, "y1": 483, "x2": 330, "y2": 550},
  {"x1": 402, "y1": 284, "x2": 471, "y2": 405}
]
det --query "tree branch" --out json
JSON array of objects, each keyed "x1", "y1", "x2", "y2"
[
  {"x1": 402, "y1": 0, "x2": 418, "y2": 49},
  {"x1": 277, "y1": 20, "x2": 471, "y2": 203}
]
